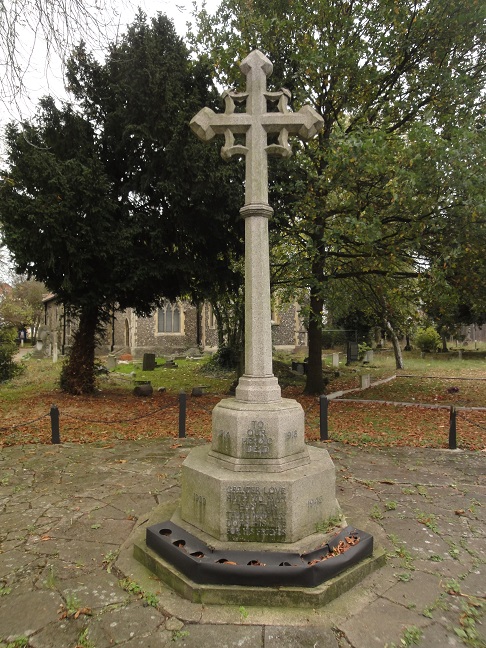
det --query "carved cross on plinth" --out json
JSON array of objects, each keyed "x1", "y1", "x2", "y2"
[{"x1": 191, "y1": 50, "x2": 323, "y2": 403}]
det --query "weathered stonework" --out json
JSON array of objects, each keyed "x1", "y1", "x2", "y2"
[{"x1": 177, "y1": 50, "x2": 338, "y2": 547}]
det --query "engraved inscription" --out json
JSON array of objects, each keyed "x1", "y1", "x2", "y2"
[
  {"x1": 193, "y1": 492, "x2": 206, "y2": 520},
  {"x1": 307, "y1": 496, "x2": 323, "y2": 509},
  {"x1": 285, "y1": 430, "x2": 297, "y2": 441},
  {"x1": 216, "y1": 430, "x2": 230, "y2": 453},
  {"x1": 226, "y1": 485, "x2": 286, "y2": 541},
  {"x1": 242, "y1": 420, "x2": 272, "y2": 456}
]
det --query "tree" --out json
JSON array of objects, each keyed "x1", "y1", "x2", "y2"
[
  {"x1": 1, "y1": 14, "x2": 242, "y2": 394},
  {"x1": 193, "y1": 0, "x2": 486, "y2": 393},
  {"x1": 0, "y1": 278, "x2": 45, "y2": 338},
  {"x1": 0, "y1": 325, "x2": 21, "y2": 381}
]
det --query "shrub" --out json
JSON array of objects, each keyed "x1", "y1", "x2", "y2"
[
  {"x1": 414, "y1": 326, "x2": 441, "y2": 353},
  {"x1": 0, "y1": 327, "x2": 23, "y2": 381}
]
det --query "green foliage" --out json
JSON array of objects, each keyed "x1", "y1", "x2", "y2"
[
  {"x1": 119, "y1": 578, "x2": 158, "y2": 608},
  {"x1": 0, "y1": 279, "x2": 45, "y2": 336},
  {"x1": 453, "y1": 599, "x2": 484, "y2": 647},
  {"x1": 0, "y1": 13, "x2": 243, "y2": 394},
  {"x1": 0, "y1": 327, "x2": 22, "y2": 381},
  {"x1": 192, "y1": 0, "x2": 486, "y2": 394},
  {"x1": 414, "y1": 327, "x2": 442, "y2": 353},
  {"x1": 207, "y1": 345, "x2": 240, "y2": 371},
  {"x1": 2, "y1": 637, "x2": 29, "y2": 648},
  {"x1": 76, "y1": 629, "x2": 95, "y2": 648}
]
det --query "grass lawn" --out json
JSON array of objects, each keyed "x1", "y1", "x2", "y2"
[{"x1": 1, "y1": 349, "x2": 485, "y2": 450}]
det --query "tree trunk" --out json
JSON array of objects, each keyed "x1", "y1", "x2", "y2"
[
  {"x1": 304, "y1": 290, "x2": 325, "y2": 394},
  {"x1": 60, "y1": 306, "x2": 100, "y2": 394},
  {"x1": 384, "y1": 319, "x2": 404, "y2": 370},
  {"x1": 441, "y1": 334, "x2": 449, "y2": 353}
]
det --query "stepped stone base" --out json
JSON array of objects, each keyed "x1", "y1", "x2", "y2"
[{"x1": 180, "y1": 445, "x2": 340, "y2": 543}]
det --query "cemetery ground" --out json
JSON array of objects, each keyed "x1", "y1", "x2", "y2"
[
  {"x1": 1, "y1": 349, "x2": 485, "y2": 450},
  {"x1": 0, "y1": 350, "x2": 485, "y2": 647}
]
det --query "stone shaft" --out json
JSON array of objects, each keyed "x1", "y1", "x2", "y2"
[{"x1": 235, "y1": 204, "x2": 281, "y2": 402}]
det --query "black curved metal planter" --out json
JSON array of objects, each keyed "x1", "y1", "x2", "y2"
[{"x1": 146, "y1": 522, "x2": 373, "y2": 588}]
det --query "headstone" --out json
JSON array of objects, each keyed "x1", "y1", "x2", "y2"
[
  {"x1": 191, "y1": 386, "x2": 208, "y2": 396},
  {"x1": 332, "y1": 353, "x2": 340, "y2": 368},
  {"x1": 133, "y1": 381, "x2": 153, "y2": 397},
  {"x1": 347, "y1": 341, "x2": 359, "y2": 364},
  {"x1": 186, "y1": 347, "x2": 203, "y2": 358},
  {"x1": 52, "y1": 333, "x2": 58, "y2": 363},
  {"x1": 176, "y1": 50, "x2": 340, "y2": 545},
  {"x1": 142, "y1": 353, "x2": 156, "y2": 371},
  {"x1": 32, "y1": 325, "x2": 49, "y2": 358},
  {"x1": 364, "y1": 350, "x2": 374, "y2": 363},
  {"x1": 106, "y1": 354, "x2": 118, "y2": 371},
  {"x1": 360, "y1": 374, "x2": 371, "y2": 389}
]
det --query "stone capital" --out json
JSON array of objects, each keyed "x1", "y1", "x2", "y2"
[{"x1": 239, "y1": 203, "x2": 274, "y2": 220}]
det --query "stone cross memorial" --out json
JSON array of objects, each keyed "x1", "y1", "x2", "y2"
[{"x1": 175, "y1": 50, "x2": 341, "y2": 547}]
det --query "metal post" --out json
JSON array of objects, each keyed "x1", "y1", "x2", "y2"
[
  {"x1": 179, "y1": 391, "x2": 186, "y2": 438},
  {"x1": 449, "y1": 405, "x2": 457, "y2": 450},
  {"x1": 50, "y1": 405, "x2": 60, "y2": 444},
  {"x1": 320, "y1": 395, "x2": 329, "y2": 441}
]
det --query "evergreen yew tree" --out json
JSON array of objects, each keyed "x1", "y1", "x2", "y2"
[{"x1": 0, "y1": 13, "x2": 242, "y2": 394}]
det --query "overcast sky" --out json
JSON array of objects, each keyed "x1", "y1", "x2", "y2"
[{"x1": 2, "y1": 0, "x2": 219, "y2": 131}]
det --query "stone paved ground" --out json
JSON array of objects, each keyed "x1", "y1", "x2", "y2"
[{"x1": 0, "y1": 439, "x2": 484, "y2": 648}]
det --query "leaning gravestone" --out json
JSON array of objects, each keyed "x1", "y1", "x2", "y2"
[
  {"x1": 140, "y1": 51, "x2": 376, "y2": 596},
  {"x1": 32, "y1": 325, "x2": 50, "y2": 359}
]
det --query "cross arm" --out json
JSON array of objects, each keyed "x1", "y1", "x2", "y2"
[
  {"x1": 262, "y1": 105, "x2": 323, "y2": 140},
  {"x1": 190, "y1": 107, "x2": 250, "y2": 142}
]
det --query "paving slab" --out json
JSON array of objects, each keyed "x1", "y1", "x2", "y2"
[
  {"x1": 264, "y1": 625, "x2": 339, "y2": 647},
  {"x1": 0, "y1": 590, "x2": 63, "y2": 639},
  {"x1": 0, "y1": 440, "x2": 484, "y2": 648}
]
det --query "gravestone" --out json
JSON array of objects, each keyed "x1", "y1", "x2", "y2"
[
  {"x1": 346, "y1": 341, "x2": 359, "y2": 364},
  {"x1": 32, "y1": 325, "x2": 50, "y2": 359},
  {"x1": 364, "y1": 349, "x2": 374, "y2": 364},
  {"x1": 142, "y1": 353, "x2": 156, "y2": 371},
  {"x1": 52, "y1": 331, "x2": 58, "y2": 363},
  {"x1": 360, "y1": 373, "x2": 371, "y2": 389},
  {"x1": 106, "y1": 354, "x2": 118, "y2": 371},
  {"x1": 172, "y1": 50, "x2": 340, "y2": 545},
  {"x1": 332, "y1": 353, "x2": 340, "y2": 368}
]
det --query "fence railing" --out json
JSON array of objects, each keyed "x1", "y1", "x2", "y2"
[{"x1": 1, "y1": 393, "x2": 484, "y2": 449}]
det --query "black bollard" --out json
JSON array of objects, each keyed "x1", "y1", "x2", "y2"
[
  {"x1": 179, "y1": 391, "x2": 186, "y2": 438},
  {"x1": 449, "y1": 405, "x2": 457, "y2": 450},
  {"x1": 320, "y1": 395, "x2": 329, "y2": 441},
  {"x1": 50, "y1": 404, "x2": 60, "y2": 444}
]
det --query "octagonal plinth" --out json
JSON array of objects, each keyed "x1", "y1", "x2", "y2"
[
  {"x1": 179, "y1": 445, "x2": 340, "y2": 543},
  {"x1": 210, "y1": 397, "x2": 308, "y2": 472}
]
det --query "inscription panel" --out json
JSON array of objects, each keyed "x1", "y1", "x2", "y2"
[
  {"x1": 226, "y1": 485, "x2": 286, "y2": 541},
  {"x1": 242, "y1": 420, "x2": 272, "y2": 456}
]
